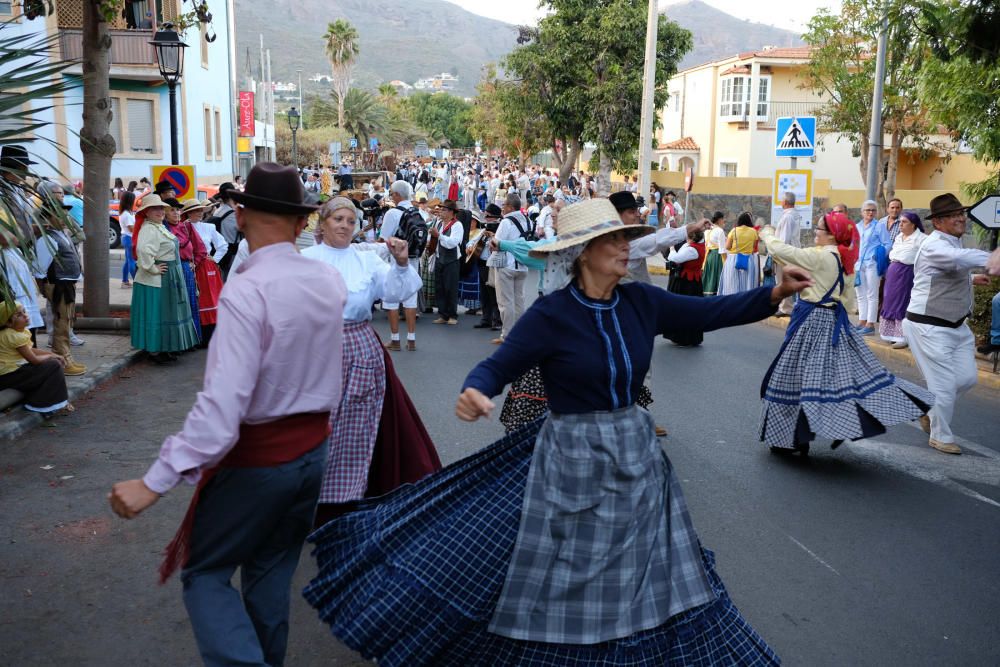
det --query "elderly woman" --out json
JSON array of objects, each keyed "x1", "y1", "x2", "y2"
[
  {"x1": 878, "y1": 211, "x2": 926, "y2": 348},
  {"x1": 181, "y1": 199, "x2": 225, "y2": 345},
  {"x1": 305, "y1": 199, "x2": 807, "y2": 665},
  {"x1": 130, "y1": 195, "x2": 200, "y2": 362},
  {"x1": 161, "y1": 197, "x2": 204, "y2": 342},
  {"x1": 854, "y1": 199, "x2": 890, "y2": 334},
  {"x1": 301, "y1": 197, "x2": 427, "y2": 524},
  {"x1": 720, "y1": 212, "x2": 760, "y2": 295},
  {"x1": 758, "y1": 212, "x2": 933, "y2": 455}
]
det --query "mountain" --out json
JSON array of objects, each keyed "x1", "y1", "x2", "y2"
[
  {"x1": 234, "y1": 0, "x2": 806, "y2": 98},
  {"x1": 235, "y1": 0, "x2": 518, "y2": 97},
  {"x1": 664, "y1": 1, "x2": 805, "y2": 70}
]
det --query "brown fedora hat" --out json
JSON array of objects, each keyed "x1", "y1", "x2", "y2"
[
  {"x1": 228, "y1": 162, "x2": 319, "y2": 216},
  {"x1": 926, "y1": 193, "x2": 969, "y2": 219}
]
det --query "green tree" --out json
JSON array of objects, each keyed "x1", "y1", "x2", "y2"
[
  {"x1": 402, "y1": 92, "x2": 473, "y2": 148},
  {"x1": 323, "y1": 19, "x2": 360, "y2": 127},
  {"x1": 503, "y1": 2, "x2": 692, "y2": 192},
  {"x1": 469, "y1": 64, "x2": 548, "y2": 166},
  {"x1": 308, "y1": 88, "x2": 387, "y2": 148}
]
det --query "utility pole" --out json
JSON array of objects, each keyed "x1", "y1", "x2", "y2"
[
  {"x1": 864, "y1": 2, "x2": 889, "y2": 206},
  {"x1": 297, "y1": 68, "x2": 303, "y2": 130},
  {"x1": 636, "y1": 0, "x2": 658, "y2": 201},
  {"x1": 266, "y1": 49, "x2": 274, "y2": 161}
]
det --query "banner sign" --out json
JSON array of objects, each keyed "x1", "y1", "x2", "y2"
[{"x1": 238, "y1": 91, "x2": 255, "y2": 137}]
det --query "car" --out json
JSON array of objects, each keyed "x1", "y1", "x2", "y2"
[{"x1": 108, "y1": 185, "x2": 220, "y2": 249}]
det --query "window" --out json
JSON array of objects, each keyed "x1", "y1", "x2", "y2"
[
  {"x1": 671, "y1": 91, "x2": 680, "y2": 112},
  {"x1": 719, "y1": 162, "x2": 737, "y2": 178},
  {"x1": 200, "y1": 22, "x2": 209, "y2": 68},
  {"x1": 719, "y1": 75, "x2": 771, "y2": 120},
  {"x1": 108, "y1": 91, "x2": 160, "y2": 158},
  {"x1": 214, "y1": 108, "x2": 222, "y2": 160},
  {"x1": 0, "y1": 2, "x2": 13, "y2": 15},
  {"x1": 203, "y1": 105, "x2": 213, "y2": 160}
]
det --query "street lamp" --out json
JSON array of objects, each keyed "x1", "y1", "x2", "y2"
[
  {"x1": 150, "y1": 23, "x2": 188, "y2": 165},
  {"x1": 287, "y1": 106, "x2": 300, "y2": 166}
]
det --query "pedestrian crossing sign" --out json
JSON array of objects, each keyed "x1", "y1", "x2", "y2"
[{"x1": 775, "y1": 116, "x2": 816, "y2": 158}]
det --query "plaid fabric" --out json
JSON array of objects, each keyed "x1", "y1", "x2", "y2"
[
  {"x1": 760, "y1": 306, "x2": 934, "y2": 449},
  {"x1": 179, "y1": 260, "x2": 202, "y2": 340},
  {"x1": 419, "y1": 254, "x2": 436, "y2": 310},
  {"x1": 304, "y1": 418, "x2": 779, "y2": 665},
  {"x1": 719, "y1": 253, "x2": 760, "y2": 295},
  {"x1": 319, "y1": 321, "x2": 386, "y2": 504},
  {"x1": 459, "y1": 261, "x2": 481, "y2": 310}
]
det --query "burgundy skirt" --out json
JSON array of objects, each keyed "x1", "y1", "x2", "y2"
[{"x1": 879, "y1": 261, "x2": 914, "y2": 321}]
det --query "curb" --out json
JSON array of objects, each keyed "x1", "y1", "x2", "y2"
[
  {"x1": 0, "y1": 347, "x2": 144, "y2": 441},
  {"x1": 759, "y1": 316, "x2": 1000, "y2": 392}
]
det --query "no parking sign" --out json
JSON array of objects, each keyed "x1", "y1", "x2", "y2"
[{"x1": 151, "y1": 165, "x2": 197, "y2": 200}]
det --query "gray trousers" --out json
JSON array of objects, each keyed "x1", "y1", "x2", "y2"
[{"x1": 181, "y1": 442, "x2": 326, "y2": 667}]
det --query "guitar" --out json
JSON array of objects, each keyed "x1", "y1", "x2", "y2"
[{"x1": 465, "y1": 229, "x2": 493, "y2": 263}]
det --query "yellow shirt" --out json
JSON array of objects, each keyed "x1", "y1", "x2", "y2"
[
  {"x1": 134, "y1": 221, "x2": 178, "y2": 288},
  {"x1": 759, "y1": 226, "x2": 857, "y2": 310},
  {"x1": 727, "y1": 226, "x2": 758, "y2": 254},
  {"x1": 0, "y1": 327, "x2": 31, "y2": 375}
]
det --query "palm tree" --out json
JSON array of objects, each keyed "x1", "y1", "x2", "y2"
[
  {"x1": 323, "y1": 19, "x2": 360, "y2": 128},
  {"x1": 307, "y1": 88, "x2": 387, "y2": 149},
  {"x1": 377, "y1": 83, "x2": 398, "y2": 106}
]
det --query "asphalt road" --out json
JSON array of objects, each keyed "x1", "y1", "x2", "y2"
[{"x1": 1, "y1": 285, "x2": 998, "y2": 665}]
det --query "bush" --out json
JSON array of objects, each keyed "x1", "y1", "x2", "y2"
[
  {"x1": 274, "y1": 125, "x2": 350, "y2": 166},
  {"x1": 969, "y1": 279, "x2": 999, "y2": 342}
]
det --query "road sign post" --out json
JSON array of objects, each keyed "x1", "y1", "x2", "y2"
[{"x1": 775, "y1": 117, "x2": 816, "y2": 159}]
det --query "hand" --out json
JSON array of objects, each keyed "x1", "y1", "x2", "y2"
[
  {"x1": 771, "y1": 265, "x2": 812, "y2": 304},
  {"x1": 109, "y1": 479, "x2": 160, "y2": 519},
  {"x1": 986, "y1": 248, "x2": 1000, "y2": 276},
  {"x1": 157, "y1": 263, "x2": 167, "y2": 274},
  {"x1": 972, "y1": 274, "x2": 991, "y2": 286},
  {"x1": 386, "y1": 237, "x2": 409, "y2": 265},
  {"x1": 429, "y1": 226, "x2": 440, "y2": 238},
  {"x1": 489, "y1": 238, "x2": 499, "y2": 252},
  {"x1": 455, "y1": 387, "x2": 495, "y2": 422},
  {"x1": 53, "y1": 354, "x2": 67, "y2": 368}
]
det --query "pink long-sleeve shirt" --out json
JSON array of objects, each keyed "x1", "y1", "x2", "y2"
[{"x1": 143, "y1": 242, "x2": 347, "y2": 494}]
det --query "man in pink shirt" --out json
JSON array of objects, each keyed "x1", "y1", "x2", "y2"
[{"x1": 109, "y1": 162, "x2": 347, "y2": 666}]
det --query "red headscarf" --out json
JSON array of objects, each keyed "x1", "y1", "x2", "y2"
[{"x1": 822, "y1": 212, "x2": 860, "y2": 275}]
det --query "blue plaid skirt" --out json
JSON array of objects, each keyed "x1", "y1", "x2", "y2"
[
  {"x1": 304, "y1": 417, "x2": 780, "y2": 665},
  {"x1": 459, "y1": 261, "x2": 481, "y2": 310},
  {"x1": 180, "y1": 260, "x2": 202, "y2": 340}
]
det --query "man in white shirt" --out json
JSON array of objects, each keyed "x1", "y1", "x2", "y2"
[
  {"x1": 379, "y1": 180, "x2": 419, "y2": 350},
  {"x1": 430, "y1": 199, "x2": 464, "y2": 324},
  {"x1": 491, "y1": 193, "x2": 531, "y2": 344},
  {"x1": 516, "y1": 171, "x2": 531, "y2": 206},
  {"x1": 534, "y1": 193, "x2": 556, "y2": 239},
  {"x1": 772, "y1": 191, "x2": 802, "y2": 316}
]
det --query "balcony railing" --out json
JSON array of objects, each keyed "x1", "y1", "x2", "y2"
[
  {"x1": 724, "y1": 101, "x2": 825, "y2": 128},
  {"x1": 58, "y1": 29, "x2": 157, "y2": 67}
]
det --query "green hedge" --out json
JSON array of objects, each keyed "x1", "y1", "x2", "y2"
[{"x1": 969, "y1": 279, "x2": 999, "y2": 342}]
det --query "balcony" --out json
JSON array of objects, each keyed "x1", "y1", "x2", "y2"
[
  {"x1": 59, "y1": 29, "x2": 158, "y2": 67},
  {"x1": 726, "y1": 101, "x2": 825, "y2": 129}
]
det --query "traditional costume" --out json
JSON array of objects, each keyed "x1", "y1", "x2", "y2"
[
  {"x1": 720, "y1": 225, "x2": 760, "y2": 295},
  {"x1": 878, "y1": 212, "x2": 926, "y2": 344},
  {"x1": 667, "y1": 238, "x2": 706, "y2": 346},
  {"x1": 902, "y1": 194, "x2": 991, "y2": 455},
  {"x1": 702, "y1": 223, "x2": 726, "y2": 295},
  {"x1": 163, "y1": 198, "x2": 204, "y2": 341},
  {"x1": 189, "y1": 202, "x2": 228, "y2": 331},
  {"x1": 304, "y1": 200, "x2": 782, "y2": 666},
  {"x1": 143, "y1": 164, "x2": 348, "y2": 666},
  {"x1": 758, "y1": 213, "x2": 933, "y2": 454}
]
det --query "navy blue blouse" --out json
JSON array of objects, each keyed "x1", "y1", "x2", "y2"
[{"x1": 463, "y1": 282, "x2": 777, "y2": 414}]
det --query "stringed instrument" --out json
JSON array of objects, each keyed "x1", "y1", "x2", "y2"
[{"x1": 465, "y1": 229, "x2": 493, "y2": 263}]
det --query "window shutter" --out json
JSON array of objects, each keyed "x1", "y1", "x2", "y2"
[
  {"x1": 126, "y1": 98, "x2": 155, "y2": 153},
  {"x1": 109, "y1": 98, "x2": 122, "y2": 154}
]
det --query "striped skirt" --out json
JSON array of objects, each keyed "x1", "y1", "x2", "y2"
[
  {"x1": 702, "y1": 249, "x2": 723, "y2": 295},
  {"x1": 319, "y1": 320, "x2": 387, "y2": 504},
  {"x1": 418, "y1": 254, "x2": 436, "y2": 312},
  {"x1": 719, "y1": 253, "x2": 760, "y2": 295},
  {"x1": 459, "y1": 261, "x2": 481, "y2": 311},
  {"x1": 304, "y1": 416, "x2": 780, "y2": 665},
  {"x1": 179, "y1": 260, "x2": 202, "y2": 340},
  {"x1": 760, "y1": 304, "x2": 934, "y2": 449}
]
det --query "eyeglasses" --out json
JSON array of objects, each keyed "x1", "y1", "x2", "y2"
[{"x1": 862, "y1": 208, "x2": 877, "y2": 212}]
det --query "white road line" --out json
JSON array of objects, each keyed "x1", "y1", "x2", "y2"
[
  {"x1": 787, "y1": 535, "x2": 841, "y2": 576},
  {"x1": 902, "y1": 421, "x2": 1000, "y2": 461}
]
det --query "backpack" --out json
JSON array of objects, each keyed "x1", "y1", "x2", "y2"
[
  {"x1": 506, "y1": 213, "x2": 538, "y2": 242},
  {"x1": 393, "y1": 205, "x2": 427, "y2": 258}
]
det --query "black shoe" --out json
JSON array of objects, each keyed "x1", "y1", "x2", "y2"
[
  {"x1": 830, "y1": 439, "x2": 845, "y2": 450},
  {"x1": 491, "y1": 325, "x2": 502, "y2": 331},
  {"x1": 794, "y1": 442, "x2": 811, "y2": 456},
  {"x1": 473, "y1": 322, "x2": 492, "y2": 329},
  {"x1": 977, "y1": 341, "x2": 1000, "y2": 355}
]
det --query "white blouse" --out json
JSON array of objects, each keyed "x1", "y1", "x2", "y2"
[
  {"x1": 301, "y1": 243, "x2": 421, "y2": 322},
  {"x1": 888, "y1": 229, "x2": 927, "y2": 265}
]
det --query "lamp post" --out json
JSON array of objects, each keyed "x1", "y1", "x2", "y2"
[
  {"x1": 150, "y1": 24, "x2": 188, "y2": 165},
  {"x1": 287, "y1": 106, "x2": 300, "y2": 166}
]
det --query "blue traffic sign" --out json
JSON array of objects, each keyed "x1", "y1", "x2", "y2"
[
  {"x1": 349, "y1": 137, "x2": 358, "y2": 149},
  {"x1": 775, "y1": 116, "x2": 816, "y2": 158}
]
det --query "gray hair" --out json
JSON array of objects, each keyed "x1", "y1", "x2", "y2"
[
  {"x1": 782, "y1": 191, "x2": 796, "y2": 207},
  {"x1": 318, "y1": 196, "x2": 356, "y2": 220},
  {"x1": 862, "y1": 199, "x2": 877, "y2": 210},
  {"x1": 389, "y1": 180, "x2": 413, "y2": 199},
  {"x1": 504, "y1": 192, "x2": 521, "y2": 210}
]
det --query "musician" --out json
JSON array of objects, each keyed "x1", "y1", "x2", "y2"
[
  {"x1": 429, "y1": 199, "x2": 464, "y2": 325},
  {"x1": 469, "y1": 203, "x2": 502, "y2": 330}
]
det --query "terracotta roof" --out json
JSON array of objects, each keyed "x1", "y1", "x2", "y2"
[
  {"x1": 658, "y1": 137, "x2": 699, "y2": 151},
  {"x1": 736, "y1": 46, "x2": 815, "y2": 60},
  {"x1": 720, "y1": 65, "x2": 750, "y2": 75}
]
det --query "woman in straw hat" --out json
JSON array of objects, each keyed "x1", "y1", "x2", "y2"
[
  {"x1": 181, "y1": 199, "x2": 225, "y2": 345},
  {"x1": 757, "y1": 212, "x2": 933, "y2": 456},
  {"x1": 300, "y1": 197, "x2": 438, "y2": 526},
  {"x1": 305, "y1": 199, "x2": 809, "y2": 665},
  {"x1": 130, "y1": 195, "x2": 200, "y2": 362},
  {"x1": 161, "y1": 197, "x2": 205, "y2": 342}
]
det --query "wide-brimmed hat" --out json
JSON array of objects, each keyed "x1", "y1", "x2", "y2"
[
  {"x1": 162, "y1": 197, "x2": 183, "y2": 209},
  {"x1": 425, "y1": 197, "x2": 442, "y2": 208},
  {"x1": 136, "y1": 194, "x2": 167, "y2": 212},
  {"x1": 181, "y1": 198, "x2": 207, "y2": 214},
  {"x1": 609, "y1": 191, "x2": 639, "y2": 212},
  {"x1": 483, "y1": 203, "x2": 502, "y2": 218},
  {"x1": 0, "y1": 145, "x2": 36, "y2": 170},
  {"x1": 529, "y1": 199, "x2": 653, "y2": 257},
  {"x1": 437, "y1": 199, "x2": 458, "y2": 212},
  {"x1": 229, "y1": 162, "x2": 318, "y2": 215},
  {"x1": 926, "y1": 193, "x2": 969, "y2": 219}
]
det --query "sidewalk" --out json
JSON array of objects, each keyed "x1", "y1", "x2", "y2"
[
  {"x1": 760, "y1": 315, "x2": 1000, "y2": 391},
  {"x1": 0, "y1": 330, "x2": 142, "y2": 440}
]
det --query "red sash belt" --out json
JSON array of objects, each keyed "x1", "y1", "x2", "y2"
[{"x1": 158, "y1": 411, "x2": 331, "y2": 584}]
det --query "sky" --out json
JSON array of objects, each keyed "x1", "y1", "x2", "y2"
[{"x1": 443, "y1": 0, "x2": 843, "y2": 33}]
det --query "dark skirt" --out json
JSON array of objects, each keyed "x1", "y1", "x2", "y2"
[
  {"x1": 0, "y1": 359, "x2": 68, "y2": 413},
  {"x1": 667, "y1": 275, "x2": 704, "y2": 346},
  {"x1": 879, "y1": 261, "x2": 914, "y2": 321},
  {"x1": 303, "y1": 419, "x2": 780, "y2": 666},
  {"x1": 180, "y1": 261, "x2": 202, "y2": 340},
  {"x1": 459, "y1": 261, "x2": 481, "y2": 311},
  {"x1": 499, "y1": 366, "x2": 548, "y2": 433}
]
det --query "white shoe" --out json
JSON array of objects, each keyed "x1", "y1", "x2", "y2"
[
  {"x1": 70, "y1": 335, "x2": 85, "y2": 346},
  {"x1": 891, "y1": 341, "x2": 908, "y2": 349}
]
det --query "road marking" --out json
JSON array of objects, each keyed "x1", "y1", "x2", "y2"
[
  {"x1": 901, "y1": 421, "x2": 1000, "y2": 461},
  {"x1": 787, "y1": 535, "x2": 840, "y2": 576}
]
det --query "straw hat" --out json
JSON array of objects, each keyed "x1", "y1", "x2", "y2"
[
  {"x1": 181, "y1": 198, "x2": 208, "y2": 214},
  {"x1": 135, "y1": 194, "x2": 167, "y2": 212},
  {"x1": 529, "y1": 199, "x2": 652, "y2": 257}
]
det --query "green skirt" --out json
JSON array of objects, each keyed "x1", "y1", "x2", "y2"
[
  {"x1": 131, "y1": 259, "x2": 200, "y2": 353},
  {"x1": 702, "y1": 249, "x2": 723, "y2": 296}
]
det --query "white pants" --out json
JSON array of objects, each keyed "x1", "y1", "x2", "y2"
[
  {"x1": 857, "y1": 263, "x2": 880, "y2": 323},
  {"x1": 496, "y1": 268, "x2": 527, "y2": 339},
  {"x1": 902, "y1": 319, "x2": 977, "y2": 444}
]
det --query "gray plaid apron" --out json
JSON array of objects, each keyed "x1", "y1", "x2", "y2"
[{"x1": 489, "y1": 405, "x2": 715, "y2": 645}]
